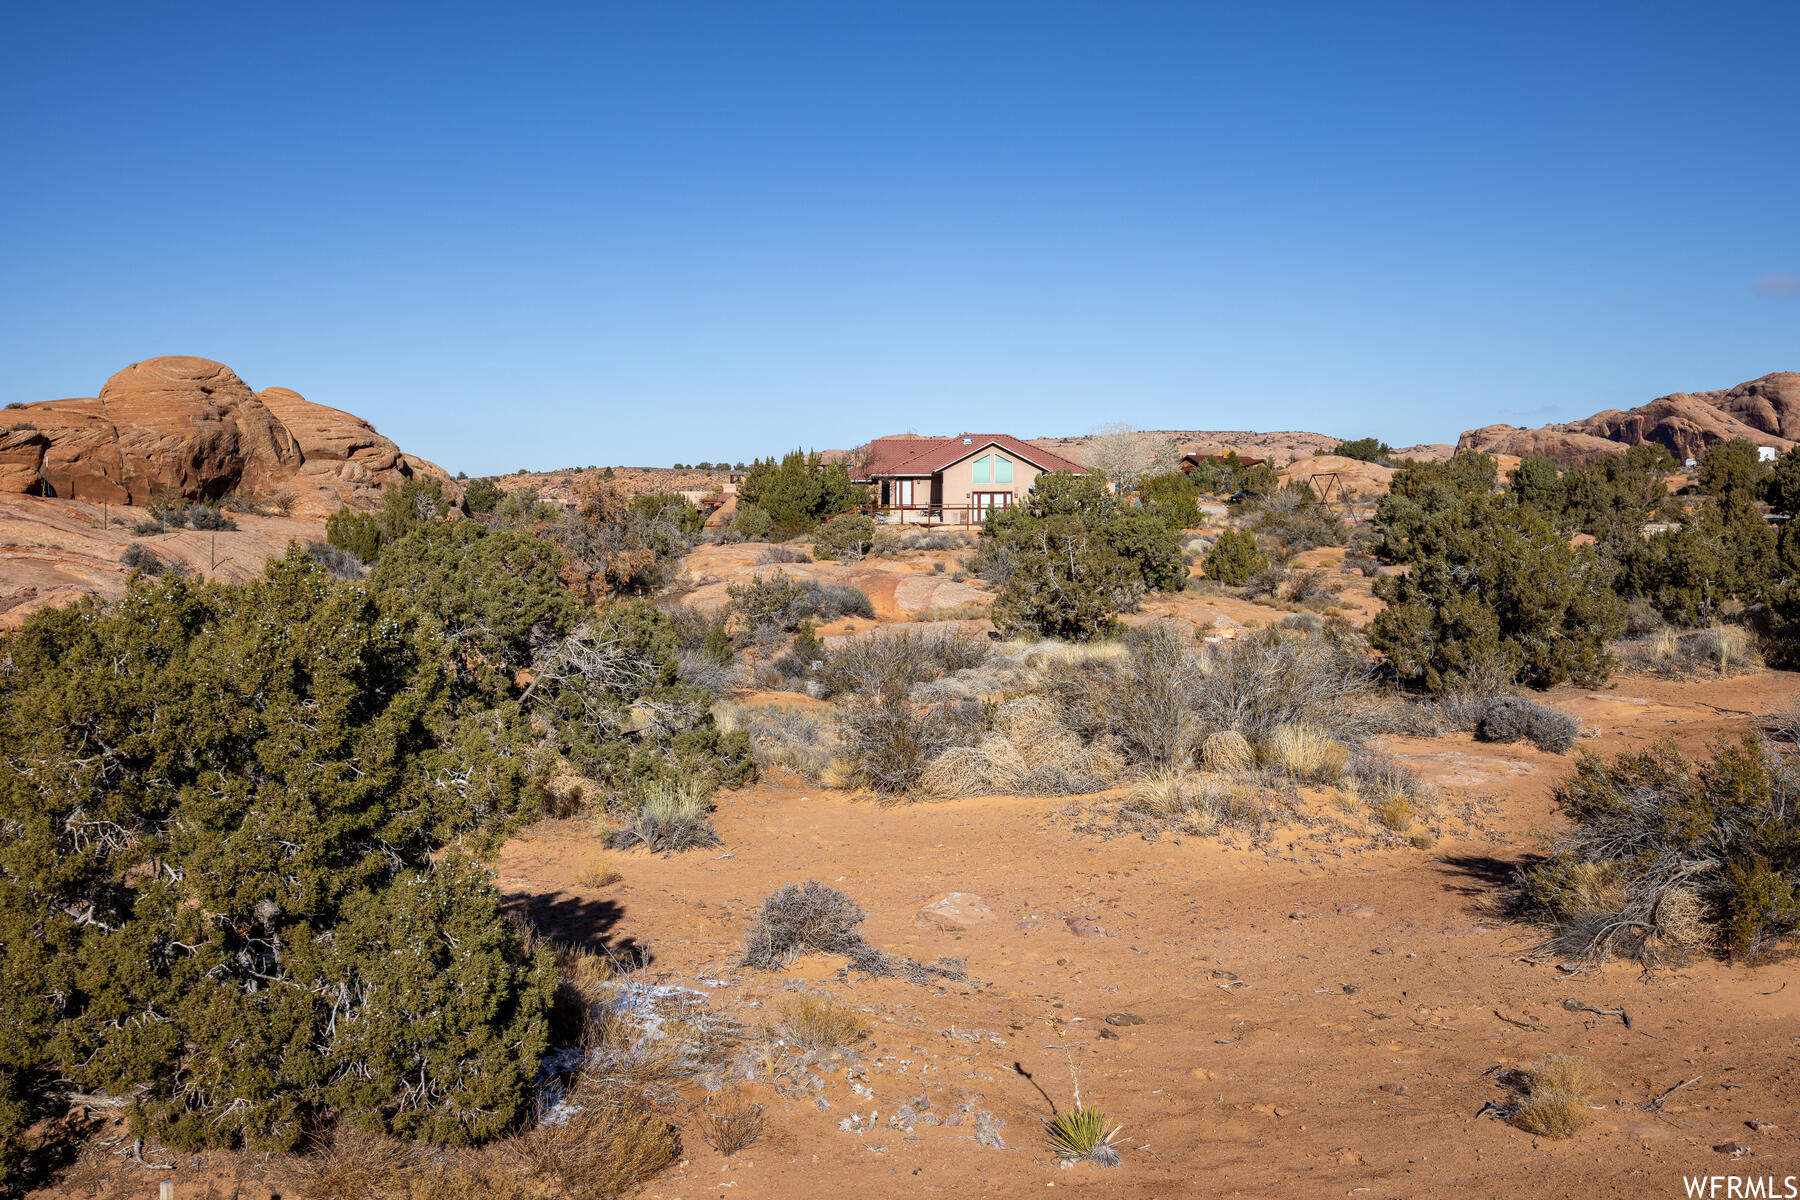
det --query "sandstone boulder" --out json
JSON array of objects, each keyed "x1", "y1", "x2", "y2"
[
  {"x1": 0, "y1": 356, "x2": 453, "y2": 517},
  {"x1": 1458, "y1": 372, "x2": 1800, "y2": 466}
]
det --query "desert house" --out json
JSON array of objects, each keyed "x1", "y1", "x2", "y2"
[{"x1": 850, "y1": 433, "x2": 1090, "y2": 524}]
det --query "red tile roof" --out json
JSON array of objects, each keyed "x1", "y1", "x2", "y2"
[
  {"x1": 856, "y1": 435, "x2": 950, "y2": 480},
  {"x1": 861, "y1": 433, "x2": 1089, "y2": 479}
]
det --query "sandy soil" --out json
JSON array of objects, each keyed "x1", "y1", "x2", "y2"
[
  {"x1": 0, "y1": 494, "x2": 328, "y2": 628},
  {"x1": 24, "y1": 548, "x2": 1800, "y2": 1200}
]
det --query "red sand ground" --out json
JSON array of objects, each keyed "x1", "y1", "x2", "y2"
[{"x1": 25, "y1": 548, "x2": 1800, "y2": 1200}]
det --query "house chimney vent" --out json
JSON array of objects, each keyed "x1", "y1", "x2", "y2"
[{"x1": 962, "y1": 436, "x2": 972, "y2": 444}]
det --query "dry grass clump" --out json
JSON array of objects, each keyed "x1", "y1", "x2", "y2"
[
  {"x1": 576, "y1": 852, "x2": 622, "y2": 889},
  {"x1": 1505, "y1": 1056, "x2": 1604, "y2": 1139},
  {"x1": 915, "y1": 695, "x2": 1123, "y2": 798},
  {"x1": 834, "y1": 691, "x2": 981, "y2": 796},
  {"x1": 1200, "y1": 729, "x2": 1255, "y2": 773},
  {"x1": 821, "y1": 626, "x2": 991, "y2": 697},
  {"x1": 604, "y1": 778, "x2": 721, "y2": 852},
  {"x1": 717, "y1": 702, "x2": 833, "y2": 781},
  {"x1": 289, "y1": 1135, "x2": 542, "y2": 1200},
  {"x1": 1345, "y1": 751, "x2": 1435, "y2": 835},
  {"x1": 1257, "y1": 722, "x2": 1348, "y2": 783},
  {"x1": 772, "y1": 992, "x2": 868, "y2": 1052},
  {"x1": 291, "y1": 1130, "x2": 416, "y2": 1200},
  {"x1": 699, "y1": 1092, "x2": 766, "y2": 1157},
  {"x1": 741, "y1": 881, "x2": 891, "y2": 975},
  {"x1": 521, "y1": 1104, "x2": 681, "y2": 1198},
  {"x1": 1616, "y1": 623, "x2": 1760, "y2": 679}
]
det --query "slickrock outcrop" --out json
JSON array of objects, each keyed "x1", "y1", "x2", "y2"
[
  {"x1": 0, "y1": 356, "x2": 452, "y2": 517},
  {"x1": 1458, "y1": 372, "x2": 1800, "y2": 465}
]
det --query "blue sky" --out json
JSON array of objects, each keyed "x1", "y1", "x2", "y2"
[{"x1": 3, "y1": 1, "x2": 1795, "y2": 474}]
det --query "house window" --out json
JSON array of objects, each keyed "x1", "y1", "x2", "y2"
[
  {"x1": 972, "y1": 491, "x2": 1011, "y2": 517},
  {"x1": 972, "y1": 453, "x2": 1012, "y2": 484}
]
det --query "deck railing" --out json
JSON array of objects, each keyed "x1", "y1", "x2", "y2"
[{"x1": 855, "y1": 503, "x2": 1002, "y2": 526}]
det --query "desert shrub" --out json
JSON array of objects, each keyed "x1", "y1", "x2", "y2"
[
  {"x1": 1514, "y1": 735, "x2": 1800, "y2": 963},
  {"x1": 730, "y1": 501, "x2": 775, "y2": 541},
  {"x1": 367, "y1": 520, "x2": 576, "y2": 697},
  {"x1": 1105, "y1": 622, "x2": 1208, "y2": 767},
  {"x1": 1098, "y1": 509, "x2": 1188, "y2": 592},
  {"x1": 990, "y1": 516, "x2": 1139, "y2": 641},
  {"x1": 187, "y1": 503, "x2": 236, "y2": 531},
  {"x1": 718, "y1": 703, "x2": 833, "y2": 780},
  {"x1": 118, "y1": 541, "x2": 161, "y2": 574},
  {"x1": 1331, "y1": 436, "x2": 1394, "y2": 465},
  {"x1": 326, "y1": 507, "x2": 382, "y2": 562},
  {"x1": 461, "y1": 477, "x2": 505, "y2": 514},
  {"x1": 1258, "y1": 722, "x2": 1348, "y2": 782},
  {"x1": 1203, "y1": 529, "x2": 1266, "y2": 584},
  {"x1": 737, "y1": 451, "x2": 866, "y2": 534},
  {"x1": 1474, "y1": 697, "x2": 1579, "y2": 753},
  {"x1": 1504, "y1": 1056, "x2": 1604, "y2": 1140},
  {"x1": 522, "y1": 1104, "x2": 681, "y2": 1199},
  {"x1": 813, "y1": 513, "x2": 878, "y2": 562},
  {"x1": 1286, "y1": 567, "x2": 1340, "y2": 604},
  {"x1": 1243, "y1": 484, "x2": 1345, "y2": 551},
  {"x1": 726, "y1": 572, "x2": 873, "y2": 640},
  {"x1": 835, "y1": 690, "x2": 978, "y2": 796},
  {"x1": 555, "y1": 477, "x2": 693, "y2": 599},
  {"x1": 1137, "y1": 471, "x2": 1203, "y2": 529},
  {"x1": 0, "y1": 555, "x2": 555, "y2": 1156},
  {"x1": 303, "y1": 539, "x2": 367, "y2": 580},
  {"x1": 1201, "y1": 730, "x2": 1255, "y2": 773},
  {"x1": 756, "y1": 544, "x2": 812, "y2": 564},
  {"x1": 1242, "y1": 565, "x2": 1287, "y2": 600},
  {"x1": 631, "y1": 490, "x2": 704, "y2": 536},
  {"x1": 604, "y1": 778, "x2": 721, "y2": 852},
  {"x1": 1280, "y1": 612, "x2": 1325, "y2": 633},
  {"x1": 1192, "y1": 628, "x2": 1376, "y2": 745},
  {"x1": 532, "y1": 601, "x2": 755, "y2": 801},
  {"x1": 741, "y1": 881, "x2": 890, "y2": 974},
  {"x1": 820, "y1": 627, "x2": 989, "y2": 697},
  {"x1": 773, "y1": 992, "x2": 867, "y2": 1052},
  {"x1": 1369, "y1": 494, "x2": 1624, "y2": 692},
  {"x1": 699, "y1": 1093, "x2": 766, "y2": 1157},
  {"x1": 1347, "y1": 750, "x2": 1432, "y2": 809},
  {"x1": 915, "y1": 695, "x2": 1123, "y2": 798}
]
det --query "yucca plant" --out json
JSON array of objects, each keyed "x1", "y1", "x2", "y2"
[
  {"x1": 1039, "y1": 1015, "x2": 1123, "y2": 1166},
  {"x1": 1045, "y1": 1105, "x2": 1123, "y2": 1165}
]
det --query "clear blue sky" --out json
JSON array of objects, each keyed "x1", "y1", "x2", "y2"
[{"x1": 3, "y1": 1, "x2": 1795, "y2": 474}]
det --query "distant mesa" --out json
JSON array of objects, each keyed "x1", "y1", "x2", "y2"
[
  {"x1": 1457, "y1": 372, "x2": 1800, "y2": 466},
  {"x1": 0, "y1": 355, "x2": 452, "y2": 517}
]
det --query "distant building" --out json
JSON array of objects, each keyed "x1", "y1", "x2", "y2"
[
  {"x1": 850, "y1": 433, "x2": 1089, "y2": 524},
  {"x1": 1179, "y1": 451, "x2": 1266, "y2": 473},
  {"x1": 1759, "y1": 446, "x2": 1779, "y2": 463}
]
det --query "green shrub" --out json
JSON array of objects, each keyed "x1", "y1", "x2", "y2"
[
  {"x1": 535, "y1": 602, "x2": 755, "y2": 800},
  {"x1": 366, "y1": 521, "x2": 576, "y2": 697},
  {"x1": 555, "y1": 477, "x2": 691, "y2": 599},
  {"x1": 326, "y1": 507, "x2": 383, "y2": 563},
  {"x1": 813, "y1": 513, "x2": 878, "y2": 562},
  {"x1": 736, "y1": 451, "x2": 866, "y2": 534},
  {"x1": 1515, "y1": 735, "x2": 1800, "y2": 963},
  {"x1": 990, "y1": 517, "x2": 1136, "y2": 641},
  {"x1": 730, "y1": 501, "x2": 775, "y2": 542},
  {"x1": 631, "y1": 491, "x2": 704, "y2": 536},
  {"x1": 1368, "y1": 495, "x2": 1623, "y2": 692},
  {"x1": 1136, "y1": 471, "x2": 1202, "y2": 529},
  {"x1": 462, "y1": 477, "x2": 505, "y2": 514},
  {"x1": 0, "y1": 555, "x2": 554, "y2": 1160},
  {"x1": 1203, "y1": 529, "x2": 1266, "y2": 585},
  {"x1": 1330, "y1": 436, "x2": 1393, "y2": 465}
]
